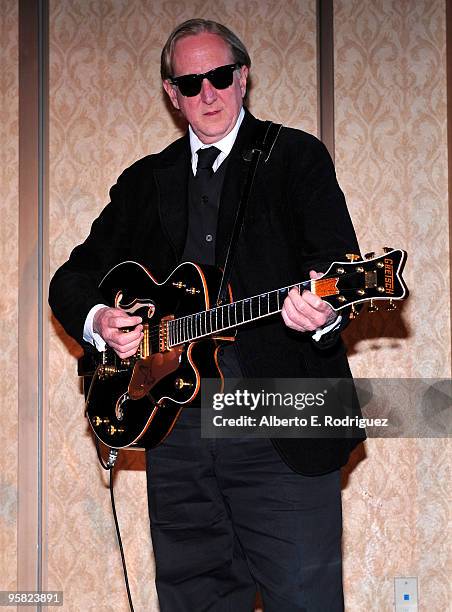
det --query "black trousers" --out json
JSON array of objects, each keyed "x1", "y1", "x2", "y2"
[{"x1": 146, "y1": 408, "x2": 344, "y2": 612}]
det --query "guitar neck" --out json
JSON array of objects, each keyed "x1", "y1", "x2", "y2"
[
  {"x1": 167, "y1": 279, "x2": 314, "y2": 347},
  {"x1": 165, "y1": 248, "x2": 408, "y2": 348}
]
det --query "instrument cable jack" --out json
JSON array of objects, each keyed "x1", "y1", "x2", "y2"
[{"x1": 106, "y1": 447, "x2": 119, "y2": 469}]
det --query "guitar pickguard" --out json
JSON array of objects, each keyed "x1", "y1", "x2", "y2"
[{"x1": 128, "y1": 347, "x2": 184, "y2": 400}]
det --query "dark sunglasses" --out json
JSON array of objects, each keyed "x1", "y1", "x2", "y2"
[{"x1": 169, "y1": 63, "x2": 242, "y2": 97}]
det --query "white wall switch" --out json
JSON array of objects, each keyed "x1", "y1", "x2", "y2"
[{"x1": 394, "y1": 577, "x2": 418, "y2": 612}]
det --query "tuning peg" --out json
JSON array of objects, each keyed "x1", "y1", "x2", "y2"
[
  {"x1": 349, "y1": 305, "x2": 359, "y2": 319},
  {"x1": 386, "y1": 299, "x2": 396, "y2": 311},
  {"x1": 383, "y1": 246, "x2": 394, "y2": 253},
  {"x1": 346, "y1": 253, "x2": 361, "y2": 262},
  {"x1": 364, "y1": 251, "x2": 375, "y2": 260},
  {"x1": 368, "y1": 300, "x2": 378, "y2": 313}
]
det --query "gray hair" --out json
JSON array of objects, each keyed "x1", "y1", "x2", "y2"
[{"x1": 161, "y1": 18, "x2": 251, "y2": 80}]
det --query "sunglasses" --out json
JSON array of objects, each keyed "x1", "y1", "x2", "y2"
[{"x1": 169, "y1": 63, "x2": 242, "y2": 97}]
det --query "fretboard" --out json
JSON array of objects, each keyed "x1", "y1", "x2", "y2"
[{"x1": 167, "y1": 280, "x2": 312, "y2": 347}]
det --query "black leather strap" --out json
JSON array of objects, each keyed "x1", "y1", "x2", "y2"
[{"x1": 216, "y1": 120, "x2": 282, "y2": 306}]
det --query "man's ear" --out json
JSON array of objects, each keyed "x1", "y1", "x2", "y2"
[
  {"x1": 163, "y1": 80, "x2": 180, "y2": 110},
  {"x1": 239, "y1": 66, "x2": 249, "y2": 98}
]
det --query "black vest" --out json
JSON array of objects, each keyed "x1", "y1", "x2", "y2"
[
  {"x1": 182, "y1": 158, "x2": 229, "y2": 265},
  {"x1": 182, "y1": 157, "x2": 242, "y2": 377}
]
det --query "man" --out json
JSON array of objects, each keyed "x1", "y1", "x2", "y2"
[{"x1": 50, "y1": 18, "x2": 363, "y2": 612}]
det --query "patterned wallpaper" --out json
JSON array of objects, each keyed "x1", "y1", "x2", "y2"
[
  {"x1": 48, "y1": 1, "x2": 317, "y2": 610},
  {"x1": 0, "y1": 0, "x2": 447, "y2": 610},
  {"x1": 334, "y1": 1, "x2": 450, "y2": 610},
  {"x1": 0, "y1": 0, "x2": 18, "y2": 596}
]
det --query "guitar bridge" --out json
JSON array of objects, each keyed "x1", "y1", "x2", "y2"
[{"x1": 159, "y1": 316, "x2": 172, "y2": 352}]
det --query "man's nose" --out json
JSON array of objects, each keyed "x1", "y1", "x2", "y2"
[{"x1": 200, "y1": 78, "x2": 217, "y2": 103}]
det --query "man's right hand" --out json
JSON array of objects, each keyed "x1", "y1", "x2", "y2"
[{"x1": 93, "y1": 307, "x2": 143, "y2": 359}]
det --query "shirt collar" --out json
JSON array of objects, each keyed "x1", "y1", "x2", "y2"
[{"x1": 189, "y1": 107, "x2": 245, "y2": 174}]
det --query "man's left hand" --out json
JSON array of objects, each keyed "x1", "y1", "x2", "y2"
[{"x1": 281, "y1": 270, "x2": 336, "y2": 333}]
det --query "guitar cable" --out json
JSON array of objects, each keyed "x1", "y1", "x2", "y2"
[{"x1": 95, "y1": 438, "x2": 135, "y2": 612}]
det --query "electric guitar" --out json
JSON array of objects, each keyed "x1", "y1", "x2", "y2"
[{"x1": 79, "y1": 248, "x2": 408, "y2": 449}]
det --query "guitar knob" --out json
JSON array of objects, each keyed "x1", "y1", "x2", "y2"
[
  {"x1": 346, "y1": 253, "x2": 361, "y2": 262},
  {"x1": 175, "y1": 378, "x2": 194, "y2": 390},
  {"x1": 93, "y1": 416, "x2": 109, "y2": 427},
  {"x1": 107, "y1": 425, "x2": 124, "y2": 435},
  {"x1": 386, "y1": 299, "x2": 396, "y2": 311},
  {"x1": 368, "y1": 300, "x2": 378, "y2": 313},
  {"x1": 383, "y1": 246, "x2": 394, "y2": 253},
  {"x1": 364, "y1": 251, "x2": 375, "y2": 260}
]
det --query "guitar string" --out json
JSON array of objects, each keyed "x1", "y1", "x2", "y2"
[{"x1": 138, "y1": 267, "x2": 386, "y2": 350}]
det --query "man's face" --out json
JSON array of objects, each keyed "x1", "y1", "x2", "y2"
[{"x1": 163, "y1": 32, "x2": 248, "y2": 144}]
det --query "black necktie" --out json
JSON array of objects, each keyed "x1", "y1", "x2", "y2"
[{"x1": 196, "y1": 146, "x2": 220, "y2": 179}]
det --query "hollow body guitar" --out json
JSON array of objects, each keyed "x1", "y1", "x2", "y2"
[{"x1": 79, "y1": 250, "x2": 408, "y2": 450}]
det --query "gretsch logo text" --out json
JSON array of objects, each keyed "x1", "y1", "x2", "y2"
[{"x1": 384, "y1": 258, "x2": 394, "y2": 294}]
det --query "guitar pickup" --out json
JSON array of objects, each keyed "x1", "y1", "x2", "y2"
[{"x1": 364, "y1": 271, "x2": 377, "y2": 288}]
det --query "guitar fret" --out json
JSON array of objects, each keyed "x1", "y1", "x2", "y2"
[
  {"x1": 218, "y1": 306, "x2": 224, "y2": 329},
  {"x1": 244, "y1": 298, "x2": 251, "y2": 321},
  {"x1": 235, "y1": 301, "x2": 243, "y2": 325},
  {"x1": 251, "y1": 296, "x2": 258, "y2": 319}
]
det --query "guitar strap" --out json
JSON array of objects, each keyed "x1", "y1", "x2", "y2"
[{"x1": 216, "y1": 120, "x2": 283, "y2": 306}]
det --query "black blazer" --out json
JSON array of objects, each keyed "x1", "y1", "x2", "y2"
[{"x1": 49, "y1": 109, "x2": 365, "y2": 475}]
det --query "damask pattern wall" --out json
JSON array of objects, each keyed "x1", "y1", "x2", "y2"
[
  {"x1": 0, "y1": 0, "x2": 447, "y2": 610},
  {"x1": 48, "y1": 1, "x2": 318, "y2": 610},
  {"x1": 0, "y1": 0, "x2": 18, "y2": 597},
  {"x1": 335, "y1": 2, "x2": 450, "y2": 609}
]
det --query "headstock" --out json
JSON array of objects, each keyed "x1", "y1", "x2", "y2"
[{"x1": 313, "y1": 248, "x2": 409, "y2": 314}]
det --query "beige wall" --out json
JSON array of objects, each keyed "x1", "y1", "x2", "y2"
[
  {"x1": 0, "y1": 0, "x2": 18, "y2": 598},
  {"x1": 48, "y1": 1, "x2": 317, "y2": 610},
  {"x1": 335, "y1": 2, "x2": 450, "y2": 609},
  {"x1": 2, "y1": 0, "x2": 450, "y2": 610}
]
